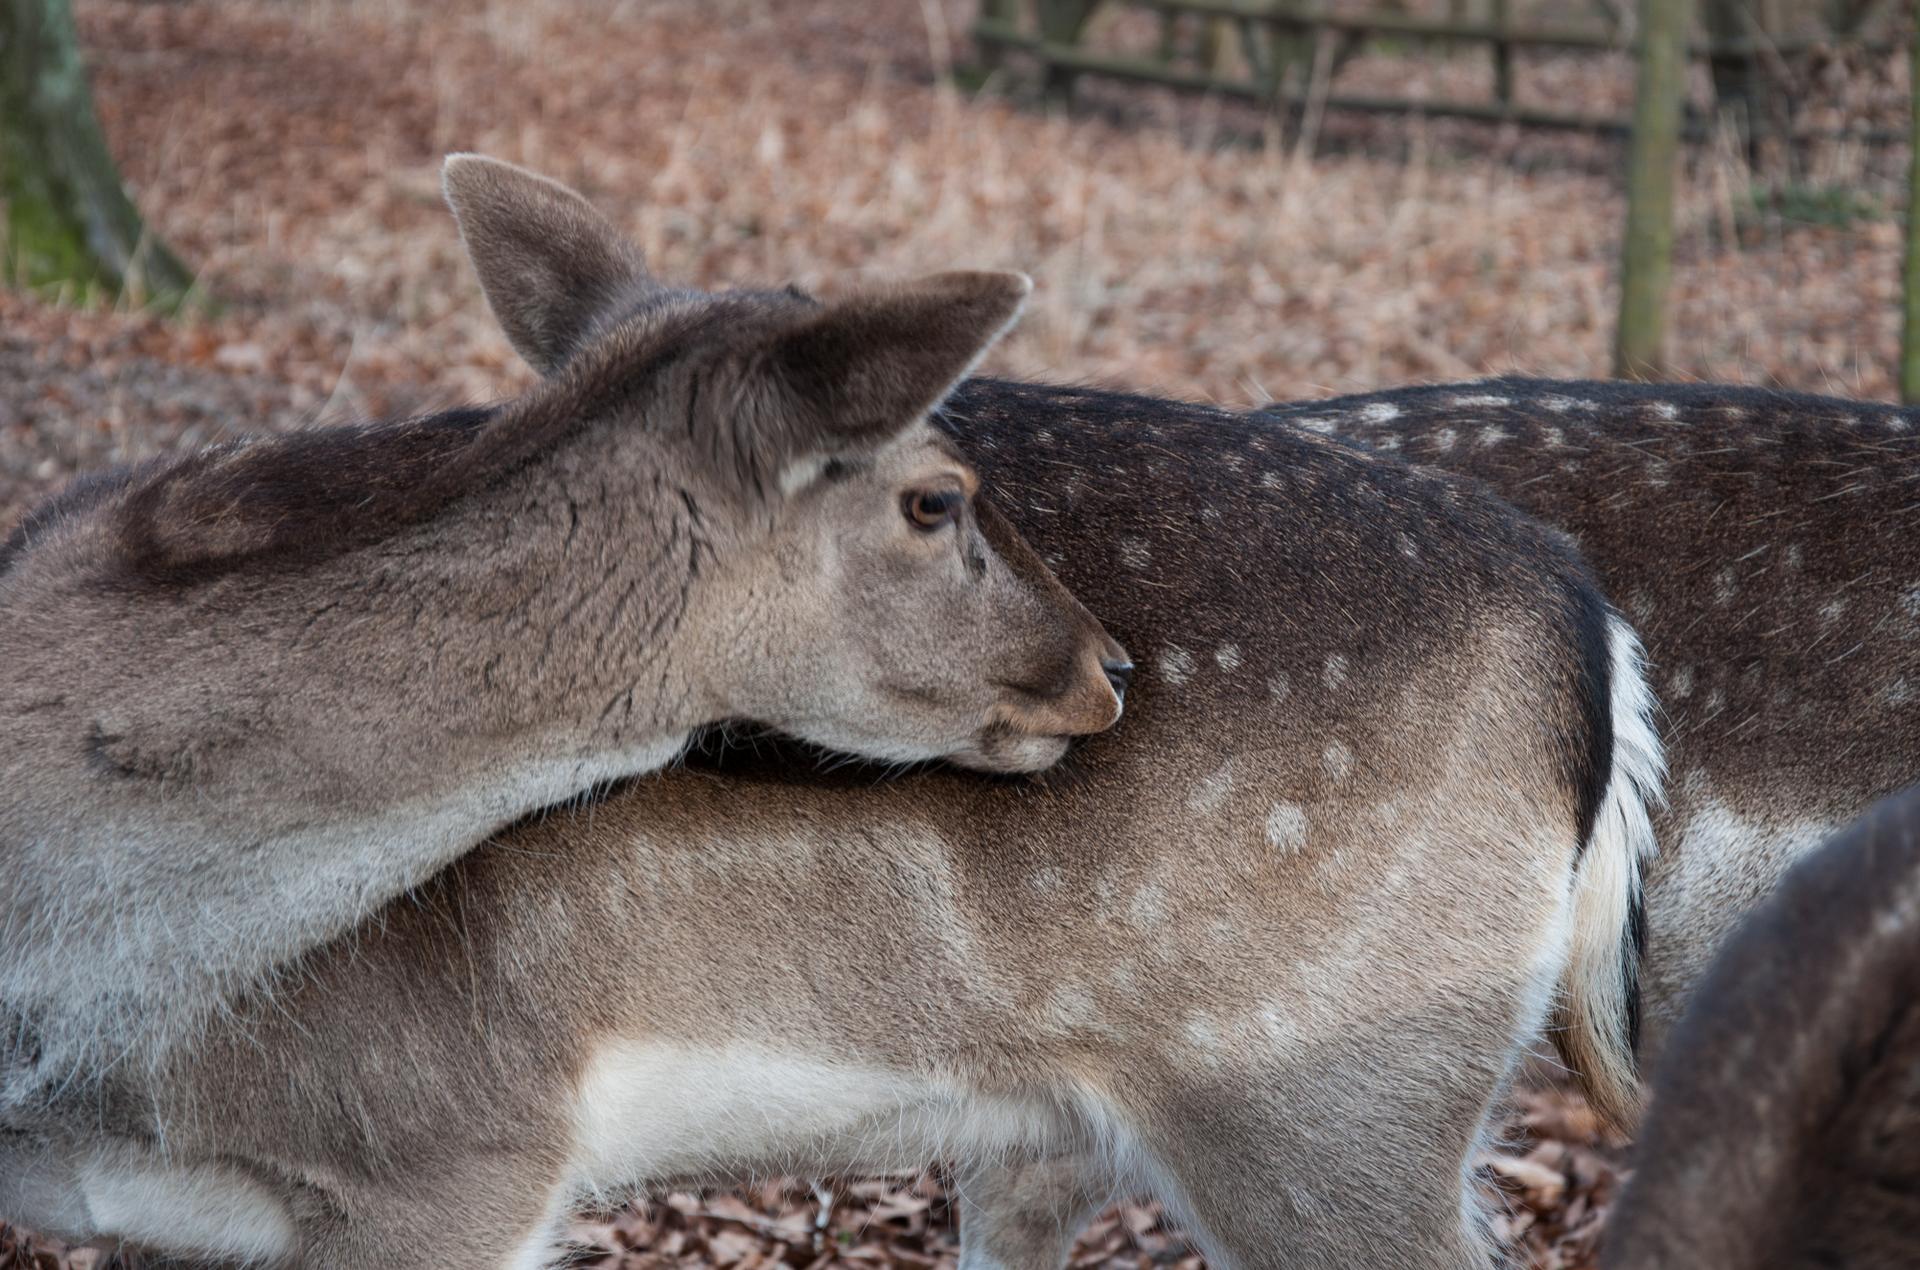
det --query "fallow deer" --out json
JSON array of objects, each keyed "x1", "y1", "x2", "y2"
[
  {"x1": 0, "y1": 170, "x2": 1661, "y2": 1270},
  {"x1": 1294, "y1": 380, "x2": 1920, "y2": 1053},
  {"x1": 0, "y1": 157, "x2": 1128, "y2": 1132},
  {"x1": 1602, "y1": 782, "x2": 1920, "y2": 1270}
]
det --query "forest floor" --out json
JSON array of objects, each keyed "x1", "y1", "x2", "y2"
[{"x1": 1, "y1": 0, "x2": 1908, "y2": 1265}]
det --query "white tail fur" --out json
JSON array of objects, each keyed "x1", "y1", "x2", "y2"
[{"x1": 1554, "y1": 612, "x2": 1665, "y2": 1132}]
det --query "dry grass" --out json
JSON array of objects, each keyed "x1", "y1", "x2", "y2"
[{"x1": 0, "y1": 1, "x2": 1909, "y2": 1266}]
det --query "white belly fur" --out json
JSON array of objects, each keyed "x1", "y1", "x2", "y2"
[{"x1": 563, "y1": 1040, "x2": 1072, "y2": 1204}]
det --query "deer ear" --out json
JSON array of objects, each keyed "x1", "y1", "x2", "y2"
[
  {"x1": 442, "y1": 153, "x2": 649, "y2": 375},
  {"x1": 764, "y1": 270, "x2": 1030, "y2": 466}
]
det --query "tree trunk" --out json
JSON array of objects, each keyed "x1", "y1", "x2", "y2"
[
  {"x1": 1, "y1": 0, "x2": 193, "y2": 305},
  {"x1": 1614, "y1": 0, "x2": 1691, "y2": 379},
  {"x1": 1901, "y1": 11, "x2": 1920, "y2": 402}
]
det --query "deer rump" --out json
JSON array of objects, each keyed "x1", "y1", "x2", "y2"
[
  {"x1": 2, "y1": 374, "x2": 1659, "y2": 1270},
  {"x1": 1604, "y1": 782, "x2": 1920, "y2": 1270},
  {"x1": 1289, "y1": 375, "x2": 1920, "y2": 1055}
]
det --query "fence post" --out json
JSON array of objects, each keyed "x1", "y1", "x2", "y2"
[
  {"x1": 978, "y1": 0, "x2": 1021, "y2": 71},
  {"x1": 1902, "y1": 10, "x2": 1920, "y2": 402},
  {"x1": 1037, "y1": 0, "x2": 1101, "y2": 104},
  {"x1": 1614, "y1": 0, "x2": 1691, "y2": 379},
  {"x1": 1491, "y1": 0, "x2": 1514, "y2": 107}
]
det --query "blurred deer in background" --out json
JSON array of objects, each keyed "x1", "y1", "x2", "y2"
[
  {"x1": 0, "y1": 163, "x2": 1660, "y2": 1270},
  {"x1": 1300, "y1": 382, "x2": 1920, "y2": 1054},
  {"x1": 1602, "y1": 782, "x2": 1920, "y2": 1270},
  {"x1": 0, "y1": 157, "x2": 1129, "y2": 1129}
]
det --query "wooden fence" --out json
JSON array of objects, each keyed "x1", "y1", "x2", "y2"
[
  {"x1": 975, "y1": 0, "x2": 1917, "y2": 392},
  {"x1": 972, "y1": 0, "x2": 1900, "y2": 139}
]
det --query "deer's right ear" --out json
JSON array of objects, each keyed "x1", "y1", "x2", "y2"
[
  {"x1": 759, "y1": 270, "x2": 1031, "y2": 482},
  {"x1": 442, "y1": 154, "x2": 650, "y2": 376}
]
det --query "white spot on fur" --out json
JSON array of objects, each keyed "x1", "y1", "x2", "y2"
[
  {"x1": 1322, "y1": 742, "x2": 1354, "y2": 784},
  {"x1": 1374, "y1": 434, "x2": 1402, "y2": 452},
  {"x1": 1044, "y1": 982, "x2": 1102, "y2": 1030},
  {"x1": 1214, "y1": 644, "x2": 1242, "y2": 672},
  {"x1": 1183, "y1": 1015, "x2": 1225, "y2": 1061},
  {"x1": 1254, "y1": 1004, "x2": 1305, "y2": 1053},
  {"x1": 1820, "y1": 598, "x2": 1849, "y2": 626},
  {"x1": 1478, "y1": 427, "x2": 1510, "y2": 448},
  {"x1": 1713, "y1": 569, "x2": 1737, "y2": 604},
  {"x1": 1118, "y1": 538, "x2": 1152, "y2": 570},
  {"x1": 1358, "y1": 402, "x2": 1401, "y2": 424},
  {"x1": 1187, "y1": 764, "x2": 1235, "y2": 814},
  {"x1": 1268, "y1": 672, "x2": 1292, "y2": 702},
  {"x1": 1128, "y1": 882, "x2": 1169, "y2": 929},
  {"x1": 1783, "y1": 543, "x2": 1804, "y2": 570},
  {"x1": 1322, "y1": 654, "x2": 1349, "y2": 690},
  {"x1": 1669, "y1": 666, "x2": 1694, "y2": 698},
  {"x1": 1398, "y1": 532, "x2": 1419, "y2": 561},
  {"x1": 1883, "y1": 678, "x2": 1913, "y2": 707},
  {"x1": 1542, "y1": 425, "x2": 1566, "y2": 447},
  {"x1": 1296, "y1": 416, "x2": 1337, "y2": 434},
  {"x1": 1028, "y1": 865, "x2": 1065, "y2": 894},
  {"x1": 1649, "y1": 402, "x2": 1680, "y2": 421},
  {"x1": 1259, "y1": 470, "x2": 1285, "y2": 490},
  {"x1": 1901, "y1": 582, "x2": 1920, "y2": 624},
  {"x1": 1448, "y1": 393, "x2": 1510, "y2": 408},
  {"x1": 1159, "y1": 647, "x2": 1197, "y2": 686},
  {"x1": 1431, "y1": 427, "x2": 1458, "y2": 452},
  {"x1": 1266, "y1": 802, "x2": 1309, "y2": 853},
  {"x1": 1540, "y1": 394, "x2": 1598, "y2": 413}
]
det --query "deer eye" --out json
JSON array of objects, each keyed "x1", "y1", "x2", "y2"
[{"x1": 903, "y1": 488, "x2": 964, "y2": 532}]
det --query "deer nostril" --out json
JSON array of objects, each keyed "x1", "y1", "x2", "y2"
[{"x1": 1102, "y1": 659, "x2": 1134, "y2": 699}]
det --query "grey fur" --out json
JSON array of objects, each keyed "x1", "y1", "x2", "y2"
[{"x1": 0, "y1": 156, "x2": 1125, "y2": 1125}]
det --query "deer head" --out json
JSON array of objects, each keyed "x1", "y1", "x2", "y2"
[{"x1": 438, "y1": 153, "x2": 1129, "y2": 770}]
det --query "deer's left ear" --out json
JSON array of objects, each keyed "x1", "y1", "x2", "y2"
[
  {"x1": 442, "y1": 153, "x2": 651, "y2": 375},
  {"x1": 761, "y1": 271, "x2": 1031, "y2": 470}
]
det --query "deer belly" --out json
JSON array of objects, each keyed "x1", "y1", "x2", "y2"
[{"x1": 563, "y1": 1039, "x2": 1063, "y2": 1192}]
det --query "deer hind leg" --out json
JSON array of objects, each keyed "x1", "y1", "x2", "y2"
[
  {"x1": 955, "y1": 1152, "x2": 1109, "y2": 1270},
  {"x1": 288, "y1": 1155, "x2": 567, "y2": 1270},
  {"x1": 1110, "y1": 1031, "x2": 1509, "y2": 1270}
]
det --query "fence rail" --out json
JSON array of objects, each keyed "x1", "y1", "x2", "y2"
[{"x1": 972, "y1": 0, "x2": 1899, "y2": 138}]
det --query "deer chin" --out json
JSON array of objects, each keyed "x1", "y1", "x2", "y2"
[
  {"x1": 945, "y1": 725, "x2": 1073, "y2": 775},
  {"x1": 776, "y1": 714, "x2": 1073, "y2": 776}
]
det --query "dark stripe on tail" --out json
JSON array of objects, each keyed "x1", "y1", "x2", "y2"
[{"x1": 1565, "y1": 579, "x2": 1616, "y2": 855}]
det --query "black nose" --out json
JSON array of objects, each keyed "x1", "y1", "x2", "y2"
[{"x1": 1103, "y1": 659, "x2": 1134, "y2": 699}]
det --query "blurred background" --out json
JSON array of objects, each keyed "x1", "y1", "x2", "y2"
[{"x1": 0, "y1": 1, "x2": 1912, "y2": 1267}]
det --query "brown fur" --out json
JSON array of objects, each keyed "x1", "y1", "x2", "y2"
[
  {"x1": 1296, "y1": 378, "x2": 1920, "y2": 1053},
  {"x1": 1603, "y1": 783, "x2": 1920, "y2": 1270}
]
